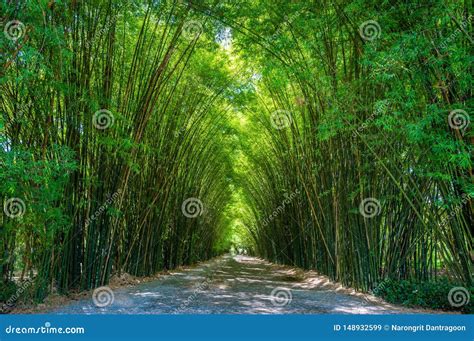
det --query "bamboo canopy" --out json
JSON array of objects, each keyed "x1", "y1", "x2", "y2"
[{"x1": 0, "y1": 0, "x2": 472, "y2": 310}]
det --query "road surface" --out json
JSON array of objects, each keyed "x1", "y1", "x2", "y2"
[{"x1": 51, "y1": 255, "x2": 424, "y2": 314}]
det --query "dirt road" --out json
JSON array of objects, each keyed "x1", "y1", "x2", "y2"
[{"x1": 51, "y1": 255, "x2": 429, "y2": 314}]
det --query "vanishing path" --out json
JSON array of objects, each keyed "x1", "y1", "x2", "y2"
[{"x1": 52, "y1": 255, "x2": 426, "y2": 314}]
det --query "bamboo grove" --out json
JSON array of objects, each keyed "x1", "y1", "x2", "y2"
[
  {"x1": 1, "y1": 0, "x2": 238, "y2": 298},
  {"x1": 1, "y1": 0, "x2": 473, "y2": 310},
  {"x1": 231, "y1": 0, "x2": 473, "y2": 292}
]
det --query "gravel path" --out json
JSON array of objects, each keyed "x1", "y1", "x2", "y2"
[{"x1": 51, "y1": 255, "x2": 428, "y2": 314}]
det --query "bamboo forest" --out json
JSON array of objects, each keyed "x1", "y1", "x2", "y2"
[{"x1": 0, "y1": 0, "x2": 472, "y2": 315}]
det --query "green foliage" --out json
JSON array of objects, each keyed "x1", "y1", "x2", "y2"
[
  {"x1": 0, "y1": 0, "x2": 471, "y2": 314},
  {"x1": 228, "y1": 0, "x2": 473, "y2": 304},
  {"x1": 374, "y1": 278, "x2": 473, "y2": 313}
]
